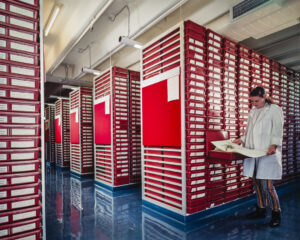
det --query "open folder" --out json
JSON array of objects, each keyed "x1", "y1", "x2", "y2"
[{"x1": 211, "y1": 140, "x2": 267, "y2": 158}]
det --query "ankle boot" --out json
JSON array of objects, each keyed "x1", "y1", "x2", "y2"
[
  {"x1": 269, "y1": 210, "x2": 281, "y2": 227},
  {"x1": 246, "y1": 206, "x2": 267, "y2": 219}
]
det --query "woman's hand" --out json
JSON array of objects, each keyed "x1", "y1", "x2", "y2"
[
  {"x1": 267, "y1": 145, "x2": 277, "y2": 155},
  {"x1": 232, "y1": 138, "x2": 242, "y2": 145}
]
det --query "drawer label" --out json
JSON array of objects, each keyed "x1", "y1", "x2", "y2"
[
  {"x1": 12, "y1": 199, "x2": 35, "y2": 209},
  {"x1": 11, "y1": 18, "x2": 34, "y2": 30},
  {"x1": 0, "y1": 191, "x2": 7, "y2": 198},
  {"x1": 0, "y1": 216, "x2": 8, "y2": 223},
  {"x1": 12, "y1": 164, "x2": 35, "y2": 172},
  {"x1": 13, "y1": 210, "x2": 36, "y2": 221},
  {"x1": 12, "y1": 79, "x2": 35, "y2": 88},
  {"x1": 11, "y1": 91, "x2": 34, "y2": 100},
  {"x1": 0, "y1": 229, "x2": 8, "y2": 237},
  {"x1": 11, "y1": 66, "x2": 35, "y2": 76},
  {"x1": 0, "y1": 179, "x2": 7, "y2": 185},
  {"x1": 0, "y1": 52, "x2": 6, "y2": 59},
  {"x1": 0, "y1": 167, "x2": 7, "y2": 173},
  {"x1": 0, "y1": 64, "x2": 7, "y2": 72},
  {"x1": 19, "y1": 0, "x2": 35, "y2": 5},
  {"x1": 11, "y1": 42, "x2": 34, "y2": 53},
  {"x1": 11, "y1": 187, "x2": 34, "y2": 196},
  {"x1": 0, "y1": 116, "x2": 7, "y2": 123},
  {"x1": 11, "y1": 140, "x2": 34, "y2": 148},
  {"x1": 12, "y1": 116, "x2": 35, "y2": 124},
  {"x1": 10, "y1": 29, "x2": 33, "y2": 41},
  {"x1": 11, "y1": 54, "x2": 34, "y2": 65},
  {"x1": 0, "y1": 14, "x2": 6, "y2": 22},
  {"x1": 0, "y1": 40, "x2": 6, "y2": 47},
  {"x1": 10, "y1": 6, "x2": 34, "y2": 18},
  {"x1": 0, "y1": 103, "x2": 7, "y2": 110},
  {"x1": 0, "y1": 204, "x2": 7, "y2": 211},
  {"x1": 0, "y1": 129, "x2": 8, "y2": 135},
  {"x1": 11, "y1": 152, "x2": 34, "y2": 160},
  {"x1": 12, "y1": 176, "x2": 34, "y2": 184},
  {"x1": 12, "y1": 222, "x2": 36, "y2": 234},
  {"x1": 12, "y1": 104, "x2": 35, "y2": 112}
]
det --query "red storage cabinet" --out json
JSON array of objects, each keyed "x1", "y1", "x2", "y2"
[
  {"x1": 142, "y1": 21, "x2": 210, "y2": 216},
  {"x1": 136, "y1": 20, "x2": 299, "y2": 221},
  {"x1": 55, "y1": 99, "x2": 70, "y2": 167},
  {"x1": 0, "y1": 0, "x2": 42, "y2": 236},
  {"x1": 142, "y1": 21, "x2": 258, "y2": 218},
  {"x1": 70, "y1": 87, "x2": 93, "y2": 175},
  {"x1": 45, "y1": 104, "x2": 55, "y2": 164},
  {"x1": 94, "y1": 67, "x2": 141, "y2": 188}
]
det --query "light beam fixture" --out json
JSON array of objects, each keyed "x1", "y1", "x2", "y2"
[
  {"x1": 119, "y1": 36, "x2": 143, "y2": 49},
  {"x1": 49, "y1": 95, "x2": 69, "y2": 100},
  {"x1": 44, "y1": 2, "x2": 63, "y2": 36},
  {"x1": 82, "y1": 67, "x2": 101, "y2": 75},
  {"x1": 62, "y1": 85, "x2": 79, "y2": 90}
]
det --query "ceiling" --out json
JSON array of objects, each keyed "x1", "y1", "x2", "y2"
[
  {"x1": 241, "y1": 23, "x2": 300, "y2": 72},
  {"x1": 43, "y1": 0, "x2": 300, "y2": 102}
]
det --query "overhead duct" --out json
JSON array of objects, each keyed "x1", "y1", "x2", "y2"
[
  {"x1": 206, "y1": 0, "x2": 300, "y2": 42},
  {"x1": 231, "y1": 0, "x2": 278, "y2": 21}
]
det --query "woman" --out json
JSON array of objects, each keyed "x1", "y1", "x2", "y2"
[{"x1": 233, "y1": 86, "x2": 284, "y2": 227}]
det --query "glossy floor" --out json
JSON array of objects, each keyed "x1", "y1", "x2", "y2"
[{"x1": 45, "y1": 166, "x2": 300, "y2": 240}]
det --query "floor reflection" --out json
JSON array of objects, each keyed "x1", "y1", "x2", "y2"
[
  {"x1": 70, "y1": 175, "x2": 94, "y2": 240},
  {"x1": 94, "y1": 186, "x2": 142, "y2": 240},
  {"x1": 45, "y1": 166, "x2": 300, "y2": 240}
]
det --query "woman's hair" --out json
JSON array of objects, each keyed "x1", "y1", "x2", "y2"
[{"x1": 250, "y1": 86, "x2": 273, "y2": 104}]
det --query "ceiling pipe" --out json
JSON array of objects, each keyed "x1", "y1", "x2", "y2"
[
  {"x1": 49, "y1": 0, "x2": 114, "y2": 75},
  {"x1": 73, "y1": 0, "x2": 189, "y2": 80}
]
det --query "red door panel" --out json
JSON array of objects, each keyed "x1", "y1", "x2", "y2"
[
  {"x1": 94, "y1": 96, "x2": 111, "y2": 145},
  {"x1": 70, "y1": 109, "x2": 79, "y2": 144},
  {"x1": 55, "y1": 115, "x2": 62, "y2": 143},
  {"x1": 142, "y1": 74, "x2": 181, "y2": 147}
]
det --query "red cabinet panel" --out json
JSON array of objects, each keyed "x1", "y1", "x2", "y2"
[
  {"x1": 142, "y1": 71, "x2": 181, "y2": 147},
  {"x1": 55, "y1": 115, "x2": 61, "y2": 143},
  {"x1": 94, "y1": 95, "x2": 111, "y2": 145},
  {"x1": 70, "y1": 109, "x2": 79, "y2": 144}
]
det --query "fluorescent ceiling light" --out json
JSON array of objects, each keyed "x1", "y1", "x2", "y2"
[
  {"x1": 45, "y1": 2, "x2": 63, "y2": 36},
  {"x1": 119, "y1": 36, "x2": 143, "y2": 49},
  {"x1": 62, "y1": 85, "x2": 79, "y2": 90},
  {"x1": 49, "y1": 95, "x2": 69, "y2": 100},
  {"x1": 82, "y1": 67, "x2": 101, "y2": 75}
]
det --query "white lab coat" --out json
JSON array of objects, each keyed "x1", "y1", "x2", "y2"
[{"x1": 241, "y1": 103, "x2": 284, "y2": 180}]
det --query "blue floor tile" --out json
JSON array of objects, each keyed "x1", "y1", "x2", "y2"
[{"x1": 45, "y1": 165, "x2": 300, "y2": 240}]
